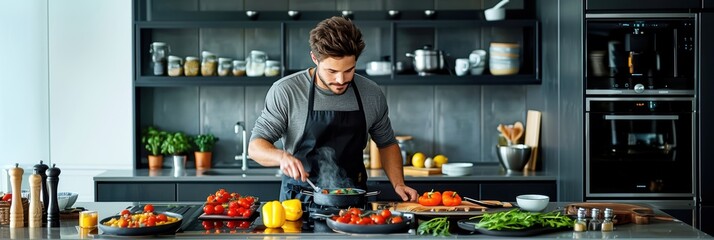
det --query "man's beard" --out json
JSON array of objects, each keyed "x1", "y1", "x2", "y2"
[{"x1": 316, "y1": 65, "x2": 351, "y2": 95}]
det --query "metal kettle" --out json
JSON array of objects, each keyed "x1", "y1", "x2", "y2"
[{"x1": 406, "y1": 45, "x2": 445, "y2": 76}]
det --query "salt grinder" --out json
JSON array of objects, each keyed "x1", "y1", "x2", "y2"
[
  {"x1": 9, "y1": 163, "x2": 24, "y2": 228},
  {"x1": 46, "y1": 163, "x2": 61, "y2": 227},
  {"x1": 29, "y1": 171, "x2": 42, "y2": 227},
  {"x1": 33, "y1": 160, "x2": 49, "y2": 222}
]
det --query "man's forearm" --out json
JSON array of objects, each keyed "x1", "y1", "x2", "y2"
[
  {"x1": 248, "y1": 138, "x2": 285, "y2": 167},
  {"x1": 378, "y1": 143, "x2": 407, "y2": 188}
]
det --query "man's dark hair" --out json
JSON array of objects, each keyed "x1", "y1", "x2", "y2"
[{"x1": 309, "y1": 16, "x2": 365, "y2": 61}]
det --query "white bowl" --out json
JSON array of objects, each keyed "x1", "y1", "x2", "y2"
[
  {"x1": 58, "y1": 192, "x2": 79, "y2": 209},
  {"x1": 366, "y1": 61, "x2": 392, "y2": 76},
  {"x1": 441, "y1": 163, "x2": 473, "y2": 176},
  {"x1": 484, "y1": 8, "x2": 505, "y2": 21},
  {"x1": 516, "y1": 194, "x2": 549, "y2": 212}
]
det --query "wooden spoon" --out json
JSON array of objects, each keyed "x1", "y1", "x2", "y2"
[
  {"x1": 511, "y1": 122, "x2": 524, "y2": 143},
  {"x1": 497, "y1": 124, "x2": 512, "y2": 144}
]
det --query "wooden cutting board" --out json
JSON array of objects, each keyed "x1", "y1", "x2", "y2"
[
  {"x1": 565, "y1": 202, "x2": 674, "y2": 225},
  {"x1": 523, "y1": 110, "x2": 542, "y2": 171},
  {"x1": 403, "y1": 166, "x2": 442, "y2": 176},
  {"x1": 393, "y1": 201, "x2": 513, "y2": 216}
]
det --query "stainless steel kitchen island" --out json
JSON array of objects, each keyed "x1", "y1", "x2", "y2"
[{"x1": 0, "y1": 202, "x2": 710, "y2": 239}]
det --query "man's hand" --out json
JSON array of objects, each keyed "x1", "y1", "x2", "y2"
[
  {"x1": 394, "y1": 184, "x2": 418, "y2": 202},
  {"x1": 278, "y1": 152, "x2": 309, "y2": 182}
]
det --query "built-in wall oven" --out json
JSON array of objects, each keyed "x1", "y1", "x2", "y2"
[{"x1": 584, "y1": 13, "x2": 698, "y2": 225}]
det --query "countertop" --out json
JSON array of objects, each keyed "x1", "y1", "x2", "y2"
[
  {"x1": 0, "y1": 202, "x2": 710, "y2": 239},
  {"x1": 93, "y1": 165, "x2": 557, "y2": 182}
]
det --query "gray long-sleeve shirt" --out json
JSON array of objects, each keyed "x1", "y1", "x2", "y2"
[{"x1": 250, "y1": 69, "x2": 397, "y2": 154}]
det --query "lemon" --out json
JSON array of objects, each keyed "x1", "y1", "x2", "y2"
[
  {"x1": 411, "y1": 152, "x2": 426, "y2": 168},
  {"x1": 433, "y1": 154, "x2": 448, "y2": 168}
]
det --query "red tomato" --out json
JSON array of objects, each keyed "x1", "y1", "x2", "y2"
[
  {"x1": 157, "y1": 214, "x2": 168, "y2": 222},
  {"x1": 380, "y1": 209, "x2": 392, "y2": 218},
  {"x1": 357, "y1": 217, "x2": 372, "y2": 225},
  {"x1": 241, "y1": 209, "x2": 251, "y2": 218},
  {"x1": 207, "y1": 195, "x2": 216, "y2": 203},
  {"x1": 203, "y1": 205, "x2": 215, "y2": 215},
  {"x1": 202, "y1": 221, "x2": 214, "y2": 230},
  {"x1": 244, "y1": 196, "x2": 255, "y2": 205},
  {"x1": 237, "y1": 198, "x2": 250, "y2": 208},
  {"x1": 120, "y1": 209, "x2": 131, "y2": 217},
  {"x1": 348, "y1": 207, "x2": 362, "y2": 216},
  {"x1": 390, "y1": 216, "x2": 403, "y2": 224},
  {"x1": 119, "y1": 218, "x2": 129, "y2": 228},
  {"x1": 336, "y1": 216, "x2": 350, "y2": 224},
  {"x1": 2, "y1": 193, "x2": 11, "y2": 201},
  {"x1": 229, "y1": 201, "x2": 240, "y2": 210},
  {"x1": 146, "y1": 217, "x2": 156, "y2": 227},
  {"x1": 230, "y1": 192, "x2": 240, "y2": 199},
  {"x1": 214, "y1": 204, "x2": 225, "y2": 215},
  {"x1": 143, "y1": 204, "x2": 155, "y2": 213},
  {"x1": 370, "y1": 214, "x2": 386, "y2": 224},
  {"x1": 227, "y1": 209, "x2": 238, "y2": 217}
]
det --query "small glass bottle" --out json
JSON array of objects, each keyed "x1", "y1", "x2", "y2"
[
  {"x1": 601, "y1": 208, "x2": 614, "y2": 232},
  {"x1": 184, "y1": 56, "x2": 200, "y2": 76},
  {"x1": 149, "y1": 42, "x2": 169, "y2": 76},
  {"x1": 264, "y1": 60, "x2": 280, "y2": 77},
  {"x1": 574, "y1": 207, "x2": 587, "y2": 232},
  {"x1": 167, "y1": 55, "x2": 183, "y2": 77},
  {"x1": 218, "y1": 57, "x2": 233, "y2": 76},
  {"x1": 201, "y1": 51, "x2": 217, "y2": 76},
  {"x1": 588, "y1": 208, "x2": 602, "y2": 231},
  {"x1": 232, "y1": 60, "x2": 246, "y2": 76}
]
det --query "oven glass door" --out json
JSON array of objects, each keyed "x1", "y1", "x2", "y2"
[{"x1": 587, "y1": 111, "x2": 693, "y2": 196}]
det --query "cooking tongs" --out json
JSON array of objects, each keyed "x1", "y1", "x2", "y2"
[{"x1": 463, "y1": 197, "x2": 509, "y2": 208}]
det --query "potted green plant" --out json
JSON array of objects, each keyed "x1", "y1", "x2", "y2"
[
  {"x1": 193, "y1": 134, "x2": 219, "y2": 170},
  {"x1": 141, "y1": 126, "x2": 167, "y2": 169},
  {"x1": 161, "y1": 131, "x2": 192, "y2": 171}
]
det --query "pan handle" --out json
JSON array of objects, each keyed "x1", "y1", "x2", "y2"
[
  {"x1": 300, "y1": 190, "x2": 314, "y2": 196},
  {"x1": 364, "y1": 191, "x2": 381, "y2": 197}
]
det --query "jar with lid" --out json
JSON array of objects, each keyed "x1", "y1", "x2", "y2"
[
  {"x1": 218, "y1": 57, "x2": 233, "y2": 76},
  {"x1": 167, "y1": 56, "x2": 184, "y2": 77},
  {"x1": 588, "y1": 208, "x2": 602, "y2": 231},
  {"x1": 246, "y1": 50, "x2": 267, "y2": 77},
  {"x1": 574, "y1": 207, "x2": 587, "y2": 232},
  {"x1": 264, "y1": 60, "x2": 281, "y2": 77},
  {"x1": 396, "y1": 136, "x2": 414, "y2": 165},
  {"x1": 184, "y1": 56, "x2": 200, "y2": 76},
  {"x1": 233, "y1": 60, "x2": 246, "y2": 76},
  {"x1": 201, "y1": 51, "x2": 217, "y2": 76},
  {"x1": 149, "y1": 42, "x2": 169, "y2": 76},
  {"x1": 601, "y1": 208, "x2": 614, "y2": 232}
]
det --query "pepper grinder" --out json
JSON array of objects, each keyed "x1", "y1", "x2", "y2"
[
  {"x1": 9, "y1": 163, "x2": 24, "y2": 228},
  {"x1": 33, "y1": 160, "x2": 49, "y2": 222},
  {"x1": 29, "y1": 172, "x2": 43, "y2": 227},
  {"x1": 46, "y1": 163, "x2": 61, "y2": 227}
]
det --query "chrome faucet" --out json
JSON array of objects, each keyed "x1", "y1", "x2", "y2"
[{"x1": 234, "y1": 121, "x2": 249, "y2": 171}]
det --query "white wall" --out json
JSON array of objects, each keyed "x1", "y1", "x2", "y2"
[{"x1": 0, "y1": 0, "x2": 133, "y2": 202}]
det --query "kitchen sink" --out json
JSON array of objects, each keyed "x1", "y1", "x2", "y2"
[{"x1": 199, "y1": 168, "x2": 282, "y2": 177}]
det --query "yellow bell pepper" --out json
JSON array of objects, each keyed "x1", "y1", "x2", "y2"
[
  {"x1": 281, "y1": 199, "x2": 303, "y2": 221},
  {"x1": 262, "y1": 200, "x2": 286, "y2": 228}
]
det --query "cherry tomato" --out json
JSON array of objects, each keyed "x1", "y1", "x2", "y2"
[
  {"x1": 227, "y1": 209, "x2": 238, "y2": 217},
  {"x1": 157, "y1": 214, "x2": 168, "y2": 222},
  {"x1": 348, "y1": 207, "x2": 362, "y2": 216},
  {"x1": 241, "y1": 209, "x2": 251, "y2": 218},
  {"x1": 244, "y1": 196, "x2": 255, "y2": 205},
  {"x1": 238, "y1": 198, "x2": 250, "y2": 208},
  {"x1": 120, "y1": 209, "x2": 131, "y2": 217},
  {"x1": 336, "y1": 216, "x2": 350, "y2": 224},
  {"x1": 202, "y1": 221, "x2": 214, "y2": 230},
  {"x1": 229, "y1": 201, "x2": 240, "y2": 210},
  {"x1": 371, "y1": 214, "x2": 386, "y2": 224},
  {"x1": 238, "y1": 220, "x2": 251, "y2": 229},
  {"x1": 380, "y1": 209, "x2": 392, "y2": 218},
  {"x1": 2, "y1": 193, "x2": 12, "y2": 201},
  {"x1": 119, "y1": 218, "x2": 129, "y2": 228},
  {"x1": 207, "y1": 195, "x2": 216, "y2": 203},
  {"x1": 143, "y1": 204, "x2": 155, "y2": 213},
  {"x1": 203, "y1": 205, "x2": 215, "y2": 215},
  {"x1": 214, "y1": 204, "x2": 225, "y2": 215},
  {"x1": 145, "y1": 217, "x2": 156, "y2": 227},
  {"x1": 230, "y1": 192, "x2": 240, "y2": 199},
  {"x1": 390, "y1": 216, "x2": 403, "y2": 224},
  {"x1": 357, "y1": 217, "x2": 372, "y2": 225}
]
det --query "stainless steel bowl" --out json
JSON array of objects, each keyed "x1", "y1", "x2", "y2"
[
  {"x1": 405, "y1": 46, "x2": 444, "y2": 76},
  {"x1": 496, "y1": 144, "x2": 532, "y2": 172}
]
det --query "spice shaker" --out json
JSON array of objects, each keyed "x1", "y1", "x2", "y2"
[
  {"x1": 601, "y1": 208, "x2": 614, "y2": 232},
  {"x1": 33, "y1": 160, "x2": 49, "y2": 222},
  {"x1": 574, "y1": 207, "x2": 587, "y2": 232},
  {"x1": 9, "y1": 163, "x2": 24, "y2": 228},
  {"x1": 46, "y1": 164, "x2": 61, "y2": 227},
  {"x1": 29, "y1": 172, "x2": 42, "y2": 227},
  {"x1": 588, "y1": 208, "x2": 602, "y2": 231}
]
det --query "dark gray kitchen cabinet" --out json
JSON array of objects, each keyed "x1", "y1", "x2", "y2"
[
  {"x1": 585, "y1": 0, "x2": 701, "y2": 11},
  {"x1": 705, "y1": 0, "x2": 714, "y2": 9},
  {"x1": 176, "y1": 182, "x2": 281, "y2": 201},
  {"x1": 480, "y1": 182, "x2": 557, "y2": 201},
  {"x1": 96, "y1": 182, "x2": 176, "y2": 202},
  {"x1": 698, "y1": 12, "x2": 714, "y2": 236}
]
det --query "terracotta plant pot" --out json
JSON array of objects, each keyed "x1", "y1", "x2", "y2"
[
  {"x1": 148, "y1": 155, "x2": 164, "y2": 169},
  {"x1": 194, "y1": 152, "x2": 212, "y2": 170}
]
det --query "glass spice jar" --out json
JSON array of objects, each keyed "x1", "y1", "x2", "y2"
[
  {"x1": 574, "y1": 207, "x2": 587, "y2": 232},
  {"x1": 218, "y1": 57, "x2": 233, "y2": 76},
  {"x1": 264, "y1": 60, "x2": 280, "y2": 77},
  {"x1": 233, "y1": 60, "x2": 246, "y2": 76},
  {"x1": 167, "y1": 56, "x2": 184, "y2": 77},
  {"x1": 149, "y1": 42, "x2": 169, "y2": 76},
  {"x1": 184, "y1": 56, "x2": 200, "y2": 76},
  {"x1": 201, "y1": 51, "x2": 217, "y2": 76}
]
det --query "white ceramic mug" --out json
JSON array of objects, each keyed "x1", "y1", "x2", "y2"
[
  {"x1": 469, "y1": 50, "x2": 487, "y2": 75},
  {"x1": 455, "y1": 58, "x2": 470, "y2": 76}
]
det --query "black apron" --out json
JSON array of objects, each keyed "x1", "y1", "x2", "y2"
[{"x1": 280, "y1": 69, "x2": 368, "y2": 202}]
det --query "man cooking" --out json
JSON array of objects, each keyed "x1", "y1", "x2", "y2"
[{"x1": 248, "y1": 16, "x2": 418, "y2": 203}]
